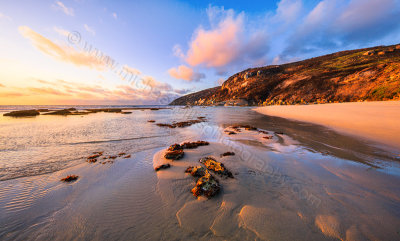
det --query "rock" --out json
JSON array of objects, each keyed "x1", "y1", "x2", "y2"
[
  {"x1": 118, "y1": 152, "x2": 126, "y2": 157},
  {"x1": 37, "y1": 109, "x2": 50, "y2": 112},
  {"x1": 147, "y1": 120, "x2": 156, "y2": 123},
  {"x1": 185, "y1": 166, "x2": 207, "y2": 177},
  {"x1": 275, "y1": 132, "x2": 284, "y2": 135},
  {"x1": 88, "y1": 153, "x2": 102, "y2": 159},
  {"x1": 221, "y1": 152, "x2": 235, "y2": 157},
  {"x1": 61, "y1": 175, "x2": 79, "y2": 182},
  {"x1": 109, "y1": 156, "x2": 118, "y2": 159},
  {"x1": 164, "y1": 149, "x2": 184, "y2": 160},
  {"x1": 43, "y1": 109, "x2": 72, "y2": 115},
  {"x1": 396, "y1": 45, "x2": 400, "y2": 50},
  {"x1": 156, "y1": 123, "x2": 175, "y2": 128},
  {"x1": 4, "y1": 110, "x2": 40, "y2": 117},
  {"x1": 224, "y1": 99, "x2": 249, "y2": 106},
  {"x1": 168, "y1": 144, "x2": 183, "y2": 151},
  {"x1": 258, "y1": 130, "x2": 269, "y2": 134},
  {"x1": 191, "y1": 171, "x2": 220, "y2": 198},
  {"x1": 154, "y1": 163, "x2": 171, "y2": 172},
  {"x1": 378, "y1": 51, "x2": 386, "y2": 56},
  {"x1": 156, "y1": 119, "x2": 204, "y2": 128},
  {"x1": 87, "y1": 158, "x2": 98, "y2": 163},
  {"x1": 121, "y1": 112, "x2": 132, "y2": 114},
  {"x1": 199, "y1": 157, "x2": 233, "y2": 178},
  {"x1": 363, "y1": 50, "x2": 375, "y2": 56},
  {"x1": 124, "y1": 155, "x2": 131, "y2": 158},
  {"x1": 197, "y1": 116, "x2": 206, "y2": 119},
  {"x1": 181, "y1": 141, "x2": 209, "y2": 149},
  {"x1": 263, "y1": 136, "x2": 273, "y2": 139}
]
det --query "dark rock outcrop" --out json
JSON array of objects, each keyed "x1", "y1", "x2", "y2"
[{"x1": 4, "y1": 110, "x2": 40, "y2": 117}]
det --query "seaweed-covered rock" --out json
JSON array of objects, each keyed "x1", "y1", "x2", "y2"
[
  {"x1": 191, "y1": 171, "x2": 220, "y2": 198},
  {"x1": 199, "y1": 157, "x2": 233, "y2": 178},
  {"x1": 185, "y1": 166, "x2": 207, "y2": 177},
  {"x1": 154, "y1": 163, "x2": 171, "y2": 172},
  {"x1": 61, "y1": 175, "x2": 79, "y2": 182},
  {"x1": 164, "y1": 149, "x2": 184, "y2": 160},
  {"x1": 4, "y1": 110, "x2": 40, "y2": 117}
]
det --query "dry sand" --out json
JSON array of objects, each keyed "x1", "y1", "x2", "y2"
[{"x1": 254, "y1": 101, "x2": 400, "y2": 149}]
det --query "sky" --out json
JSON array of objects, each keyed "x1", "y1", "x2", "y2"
[{"x1": 0, "y1": 0, "x2": 399, "y2": 105}]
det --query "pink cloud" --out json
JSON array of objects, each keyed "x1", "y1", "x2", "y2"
[
  {"x1": 19, "y1": 26, "x2": 107, "y2": 70},
  {"x1": 186, "y1": 14, "x2": 243, "y2": 68},
  {"x1": 168, "y1": 65, "x2": 205, "y2": 82}
]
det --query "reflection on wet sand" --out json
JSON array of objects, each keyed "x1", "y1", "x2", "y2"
[{"x1": 0, "y1": 107, "x2": 399, "y2": 240}]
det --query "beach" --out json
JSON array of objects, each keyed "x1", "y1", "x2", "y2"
[
  {"x1": 1, "y1": 106, "x2": 400, "y2": 240},
  {"x1": 254, "y1": 101, "x2": 400, "y2": 149}
]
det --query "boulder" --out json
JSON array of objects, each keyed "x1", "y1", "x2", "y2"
[
  {"x1": 199, "y1": 157, "x2": 233, "y2": 178},
  {"x1": 168, "y1": 144, "x2": 183, "y2": 151},
  {"x1": 185, "y1": 166, "x2": 207, "y2": 177},
  {"x1": 191, "y1": 171, "x2": 220, "y2": 198},
  {"x1": 4, "y1": 110, "x2": 40, "y2": 117},
  {"x1": 164, "y1": 149, "x2": 184, "y2": 160}
]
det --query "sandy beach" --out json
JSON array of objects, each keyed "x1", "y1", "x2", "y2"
[
  {"x1": 1, "y1": 106, "x2": 400, "y2": 240},
  {"x1": 254, "y1": 101, "x2": 400, "y2": 149}
]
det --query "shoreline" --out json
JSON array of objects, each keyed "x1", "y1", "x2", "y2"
[{"x1": 254, "y1": 101, "x2": 400, "y2": 149}]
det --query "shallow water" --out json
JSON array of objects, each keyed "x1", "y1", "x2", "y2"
[{"x1": 0, "y1": 106, "x2": 399, "y2": 240}]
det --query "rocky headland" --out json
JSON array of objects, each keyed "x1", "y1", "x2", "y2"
[{"x1": 170, "y1": 44, "x2": 400, "y2": 106}]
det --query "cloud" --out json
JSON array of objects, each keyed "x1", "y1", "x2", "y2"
[
  {"x1": 0, "y1": 83, "x2": 4, "y2": 87},
  {"x1": 123, "y1": 65, "x2": 141, "y2": 76},
  {"x1": 272, "y1": 0, "x2": 303, "y2": 24},
  {"x1": 0, "y1": 92, "x2": 24, "y2": 97},
  {"x1": 54, "y1": 1, "x2": 74, "y2": 16},
  {"x1": 112, "y1": 12, "x2": 118, "y2": 19},
  {"x1": 84, "y1": 24, "x2": 95, "y2": 35},
  {"x1": 19, "y1": 26, "x2": 106, "y2": 70},
  {"x1": 283, "y1": 0, "x2": 400, "y2": 56},
  {"x1": 0, "y1": 12, "x2": 12, "y2": 21},
  {"x1": 53, "y1": 26, "x2": 70, "y2": 37},
  {"x1": 141, "y1": 76, "x2": 173, "y2": 91},
  {"x1": 168, "y1": 65, "x2": 205, "y2": 82},
  {"x1": 171, "y1": 6, "x2": 269, "y2": 75},
  {"x1": 28, "y1": 87, "x2": 72, "y2": 96}
]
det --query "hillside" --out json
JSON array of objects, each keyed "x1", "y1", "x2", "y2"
[{"x1": 169, "y1": 44, "x2": 400, "y2": 106}]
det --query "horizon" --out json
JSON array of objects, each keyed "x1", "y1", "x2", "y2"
[{"x1": 1, "y1": 0, "x2": 400, "y2": 105}]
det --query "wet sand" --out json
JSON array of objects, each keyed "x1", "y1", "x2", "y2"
[
  {"x1": 254, "y1": 101, "x2": 400, "y2": 149},
  {"x1": 1, "y1": 107, "x2": 400, "y2": 240},
  {"x1": 152, "y1": 126, "x2": 400, "y2": 240}
]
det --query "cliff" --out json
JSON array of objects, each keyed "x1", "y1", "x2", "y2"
[{"x1": 169, "y1": 44, "x2": 400, "y2": 106}]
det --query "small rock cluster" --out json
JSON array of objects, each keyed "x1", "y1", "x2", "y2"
[
  {"x1": 164, "y1": 141, "x2": 209, "y2": 160},
  {"x1": 185, "y1": 157, "x2": 234, "y2": 198},
  {"x1": 60, "y1": 175, "x2": 79, "y2": 182},
  {"x1": 86, "y1": 151, "x2": 131, "y2": 164}
]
